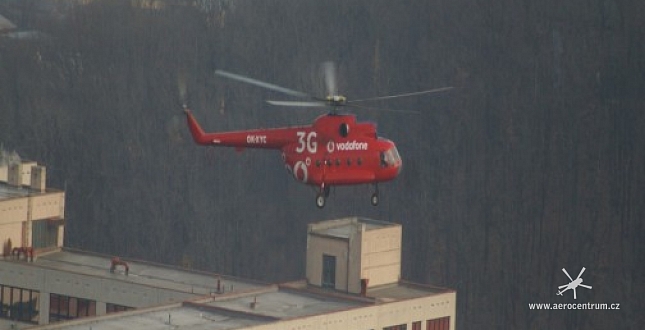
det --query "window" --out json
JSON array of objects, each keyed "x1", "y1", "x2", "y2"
[
  {"x1": 426, "y1": 316, "x2": 450, "y2": 330},
  {"x1": 106, "y1": 303, "x2": 133, "y2": 314},
  {"x1": 381, "y1": 147, "x2": 401, "y2": 168},
  {"x1": 0, "y1": 285, "x2": 39, "y2": 324},
  {"x1": 49, "y1": 294, "x2": 96, "y2": 322},
  {"x1": 380, "y1": 151, "x2": 387, "y2": 167},
  {"x1": 384, "y1": 324, "x2": 407, "y2": 330},
  {"x1": 412, "y1": 321, "x2": 422, "y2": 330},
  {"x1": 322, "y1": 254, "x2": 336, "y2": 289},
  {"x1": 32, "y1": 219, "x2": 60, "y2": 249}
]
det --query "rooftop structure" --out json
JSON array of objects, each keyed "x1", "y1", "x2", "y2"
[{"x1": 307, "y1": 217, "x2": 402, "y2": 293}]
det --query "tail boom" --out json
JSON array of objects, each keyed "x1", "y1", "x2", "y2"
[{"x1": 185, "y1": 110, "x2": 302, "y2": 150}]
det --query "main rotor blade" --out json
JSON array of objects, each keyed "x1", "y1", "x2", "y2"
[
  {"x1": 562, "y1": 268, "x2": 574, "y2": 281},
  {"x1": 321, "y1": 61, "x2": 337, "y2": 96},
  {"x1": 177, "y1": 70, "x2": 187, "y2": 107},
  {"x1": 349, "y1": 87, "x2": 454, "y2": 103},
  {"x1": 347, "y1": 103, "x2": 421, "y2": 114},
  {"x1": 579, "y1": 284, "x2": 592, "y2": 289},
  {"x1": 267, "y1": 100, "x2": 327, "y2": 107},
  {"x1": 215, "y1": 70, "x2": 311, "y2": 99},
  {"x1": 576, "y1": 267, "x2": 586, "y2": 279}
]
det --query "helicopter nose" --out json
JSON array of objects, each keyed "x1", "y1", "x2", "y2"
[
  {"x1": 385, "y1": 158, "x2": 402, "y2": 180},
  {"x1": 379, "y1": 144, "x2": 402, "y2": 180}
]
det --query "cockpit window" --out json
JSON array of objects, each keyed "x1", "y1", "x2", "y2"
[{"x1": 381, "y1": 146, "x2": 401, "y2": 167}]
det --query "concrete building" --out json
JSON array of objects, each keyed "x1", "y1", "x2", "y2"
[
  {"x1": 0, "y1": 162, "x2": 456, "y2": 330},
  {"x1": 0, "y1": 160, "x2": 65, "y2": 258}
]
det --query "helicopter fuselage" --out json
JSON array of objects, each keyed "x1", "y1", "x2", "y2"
[{"x1": 185, "y1": 110, "x2": 402, "y2": 206}]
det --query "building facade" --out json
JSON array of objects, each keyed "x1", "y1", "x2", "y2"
[{"x1": 0, "y1": 161, "x2": 65, "y2": 258}]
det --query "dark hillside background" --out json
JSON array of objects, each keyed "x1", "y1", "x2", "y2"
[{"x1": 1, "y1": 0, "x2": 643, "y2": 328}]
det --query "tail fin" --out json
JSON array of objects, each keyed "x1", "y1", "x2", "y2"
[{"x1": 184, "y1": 109, "x2": 209, "y2": 144}]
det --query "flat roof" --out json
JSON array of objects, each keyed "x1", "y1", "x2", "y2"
[
  {"x1": 15, "y1": 252, "x2": 454, "y2": 330},
  {"x1": 33, "y1": 250, "x2": 267, "y2": 296},
  {"x1": 207, "y1": 287, "x2": 368, "y2": 319},
  {"x1": 30, "y1": 282, "x2": 454, "y2": 330},
  {"x1": 50, "y1": 304, "x2": 273, "y2": 330},
  {"x1": 367, "y1": 282, "x2": 454, "y2": 301},
  {"x1": 0, "y1": 182, "x2": 61, "y2": 201},
  {"x1": 309, "y1": 217, "x2": 399, "y2": 239},
  {"x1": 0, "y1": 181, "x2": 31, "y2": 200}
]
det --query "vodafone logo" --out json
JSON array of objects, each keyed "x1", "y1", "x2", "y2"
[
  {"x1": 327, "y1": 141, "x2": 335, "y2": 153},
  {"x1": 326, "y1": 140, "x2": 369, "y2": 153},
  {"x1": 293, "y1": 161, "x2": 308, "y2": 183},
  {"x1": 335, "y1": 140, "x2": 368, "y2": 151}
]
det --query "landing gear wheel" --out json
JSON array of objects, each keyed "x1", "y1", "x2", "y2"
[
  {"x1": 371, "y1": 193, "x2": 379, "y2": 206},
  {"x1": 316, "y1": 194, "x2": 326, "y2": 208}
]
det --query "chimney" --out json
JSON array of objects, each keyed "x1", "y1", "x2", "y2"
[
  {"x1": 8, "y1": 163, "x2": 22, "y2": 187},
  {"x1": 360, "y1": 278, "x2": 369, "y2": 297},
  {"x1": 30, "y1": 166, "x2": 46, "y2": 192}
]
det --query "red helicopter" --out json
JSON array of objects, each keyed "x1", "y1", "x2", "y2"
[{"x1": 183, "y1": 63, "x2": 451, "y2": 208}]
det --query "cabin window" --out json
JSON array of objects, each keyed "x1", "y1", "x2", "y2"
[{"x1": 339, "y1": 123, "x2": 349, "y2": 137}]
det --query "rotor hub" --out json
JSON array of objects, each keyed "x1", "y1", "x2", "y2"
[{"x1": 326, "y1": 95, "x2": 347, "y2": 106}]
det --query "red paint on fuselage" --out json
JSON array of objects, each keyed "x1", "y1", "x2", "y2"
[{"x1": 185, "y1": 110, "x2": 402, "y2": 188}]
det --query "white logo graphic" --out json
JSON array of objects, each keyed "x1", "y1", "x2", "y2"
[
  {"x1": 293, "y1": 160, "x2": 308, "y2": 183},
  {"x1": 557, "y1": 267, "x2": 592, "y2": 299},
  {"x1": 336, "y1": 140, "x2": 368, "y2": 151},
  {"x1": 327, "y1": 140, "x2": 335, "y2": 153},
  {"x1": 296, "y1": 131, "x2": 317, "y2": 154}
]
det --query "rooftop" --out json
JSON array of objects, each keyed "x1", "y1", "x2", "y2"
[
  {"x1": 28, "y1": 280, "x2": 454, "y2": 330},
  {"x1": 308, "y1": 216, "x2": 398, "y2": 239},
  {"x1": 31, "y1": 249, "x2": 267, "y2": 296},
  {"x1": 368, "y1": 282, "x2": 455, "y2": 301},
  {"x1": 0, "y1": 181, "x2": 32, "y2": 200},
  {"x1": 206, "y1": 286, "x2": 369, "y2": 319},
  {"x1": 39, "y1": 303, "x2": 275, "y2": 330}
]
